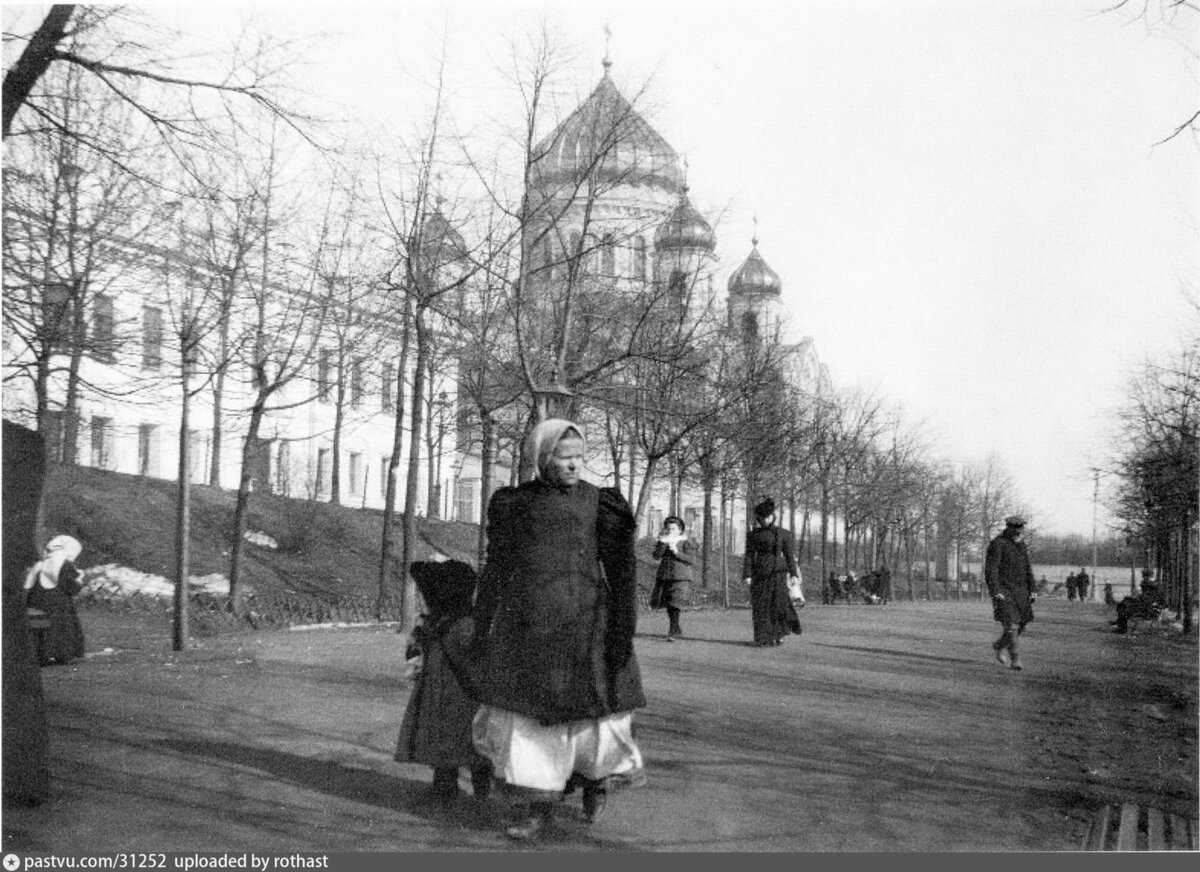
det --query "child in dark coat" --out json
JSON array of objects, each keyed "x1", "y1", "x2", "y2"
[{"x1": 395, "y1": 559, "x2": 492, "y2": 802}]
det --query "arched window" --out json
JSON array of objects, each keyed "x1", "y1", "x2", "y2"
[
  {"x1": 601, "y1": 234, "x2": 615, "y2": 277},
  {"x1": 741, "y1": 310, "x2": 759, "y2": 344},
  {"x1": 633, "y1": 236, "x2": 647, "y2": 281}
]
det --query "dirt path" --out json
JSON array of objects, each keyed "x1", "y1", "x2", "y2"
[{"x1": 3, "y1": 598, "x2": 1196, "y2": 852}]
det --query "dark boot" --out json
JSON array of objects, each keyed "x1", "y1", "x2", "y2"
[
  {"x1": 582, "y1": 778, "x2": 608, "y2": 823},
  {"x1": 470, "y1": 764, "x2": 493, "y2": 802},
  {"x1": 1008, "y1": 633, "x2": 1023, "y2": 670},
  {"x1": 667, "y1": 607, "x2": 682, "y2": 639},
  {"x1": 504, "y1": 802, "x2": 551, "y2": 841},
  {"x1": 992, "y1": 633, "x2": 1011, "y2": 667}
]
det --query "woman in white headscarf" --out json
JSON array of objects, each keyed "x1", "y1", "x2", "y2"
[
  {"x1": 470, "y1": 418, "x2": 646, "y2": 841},
  {"x1": 23, "y1": 534, "x2": 86, "y2": 665}
]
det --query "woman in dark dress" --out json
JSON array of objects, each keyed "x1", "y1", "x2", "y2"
[
  {"x1": 470, "y1": 418, "x2": 646, "y2": 841},
  {"x1": 741, "y1": 499, "x2": 802, "y2": 647},
  {"x1": 650, "y1": 515, "x2": 692, "y2": 639},
  {"x1": 23, "y1": 534, "x2": 86, "y2": 665}
]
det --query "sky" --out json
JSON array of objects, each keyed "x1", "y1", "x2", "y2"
[{"x1": 6, "y1": 0, "x2": 1198, "y2": 537}]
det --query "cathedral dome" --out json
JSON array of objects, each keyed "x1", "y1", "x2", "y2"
[
  {"x1": 727, "y1": 238, "x2": 781, "y2": 296},
  {"x1": 655, "y1": 188, "x2": 715, "y2": 252},
  {"x1": 530, "y1": 66, "x2": 683, "y2": 194}
]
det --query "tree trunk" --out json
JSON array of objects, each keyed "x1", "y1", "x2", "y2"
[
  {"x1": 330, "y1": 358, "x2": 345, "y2": 504},
  {"x1": 2, "y1": 4, "x2": 75, "y2": 137},
  {"x1": 476, "y1": 411, "x2": 495, "y2": 569},
  {"x1": 632, "y1": 455, "x2": 661, "y2": 525},
  {"x1": 228, "y1": 400, "x2": 266, "y2": 616},
  {"x1": 378, "y1": 299, "x2": 412, "y2": 619},
  {"x1": 174, "y1": 359, "x2": 192, "y2": 651},
  {"x1": 400, "y1": 306, "x2": 430, "y2": 634}
]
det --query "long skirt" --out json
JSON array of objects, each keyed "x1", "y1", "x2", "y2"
[
  {"x1": 25, "y1": 586, "x2": 85, "y2": 665},
  {"x1": 395, "y1": 639, "x2": 489, "y2": 771},
  {"x1": 750, "y1": 573, "x2": 800, "y2": 645}
]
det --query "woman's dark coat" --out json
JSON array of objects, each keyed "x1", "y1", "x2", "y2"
[
  {"x1": 472, "y1": 479, "x2": 646, "y2": 725},
  {"x1": 984, "y1": 530, "x2": 1036, "y2": 629},
  {"x1": 742, "y1": 523, "x2": 802, "y2": 644},
  {"x1": 650, "y1": 539, "x2": 692, "y2": 610},
  {"x1": 25, "y1": 562, "x2": 85, "y2": 665}
]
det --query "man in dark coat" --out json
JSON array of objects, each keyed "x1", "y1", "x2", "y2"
[
  {"x1": 1075, "y1": 568, "x2": 1090, "y2": 602},
  {"x1": 985, "y1": 515, "x2": 1037, "y2": 671},
  {"x1": 471, "y1": 419, "x2": 645, "y2": 840}
]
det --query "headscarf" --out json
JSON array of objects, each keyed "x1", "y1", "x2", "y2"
[
  {"x1": 523, "y1": 418, "x2": 585, "y2": 482},
  {"x1": 24, "y1": 534, "x2": 82, "y2": 590}
]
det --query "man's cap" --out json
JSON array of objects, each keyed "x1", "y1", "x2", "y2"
[{"x1": 1004, "y1": 515, "x2": 1026, "y2": 527}]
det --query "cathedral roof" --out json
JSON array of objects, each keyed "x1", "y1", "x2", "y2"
[
  {"x1": 727, "y1": 237, "x2": 781, "y2": 296},
  {"x1": 655, "y1": 188, "x2": 715, "y2": 252},
  {"x1": 530, "y1": 67, "x2": 683, "y2": 194}
]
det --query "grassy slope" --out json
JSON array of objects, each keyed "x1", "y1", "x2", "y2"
[{"x1": 40, "y1": 463, "x2": 679, "y2": 606}]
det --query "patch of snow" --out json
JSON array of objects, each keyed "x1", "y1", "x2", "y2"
[
  {"x1": 81, "y1": 564, "x2": 233, "y2": 599},
  {"x1": 243, "y1": 530, "x2": 278, "y2": 549},
  {"x1": 287, "y1": 621, "x2": 401, "y2": 632}
]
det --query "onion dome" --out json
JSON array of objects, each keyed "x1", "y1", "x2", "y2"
[
  {"x1": 655, "y1": 187, "x2": 715, "y2": 253},
  {"x1": 530, "y1": 63, "x2": 683, "y2": 194},
  {"x1": 727, "y1": 235, "x2": 781, "y2": 296},
  {"x1": 419, "y1": 207, "x2": 466, "y2": 266}
]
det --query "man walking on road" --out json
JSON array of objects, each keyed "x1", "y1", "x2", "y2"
[{"x1": 985, "y1": 515, "x2": 1037, "y2": 671}]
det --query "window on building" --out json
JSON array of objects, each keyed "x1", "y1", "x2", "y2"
[
  {"x1": 43, "y1": 410, "x2": 65, "y2": 463},
  {"x1": 276, "y1": 441, "x2": 291, "y2": 497},
  {"x1": 90, "y1": 416, "x2": 114, "y2": 469},
  {"x1": 92, "y1": 296, "x2": 115, "y2": 363},
  {"x1": 44, "y1": 282, "x2": 73, "y2": 352},
  {"x1": 142, "y1": 306, "x2": 163, "y2": 370},
  {"x1": 137, "y1": 424, "x2": 159, "y2": 477},
  {"x1": 248, "y1": 437, "x2": 273, "y2": 494},
  {"x1": 569, "y1": 231, "x2": 582, "y2": 276},
  {"x1": 317, "y1": 348, "x2": 334, "y2": 403},
  {"x1": 187, "y1": 430, "x2": 207, "y2": 483},
  {"x1": 633, "y1": 236, "x2": 647, "y2": 282},
  {"x1": 600, "y1": 234, "x2": 615, "y2": 277},
  {"x1": 351, "y1": 358, "x2": 364, "y2": 408},
  {"x1": 380, "y1": 455, "x2": 391, "y2": 497},
  {"x1": 454, "y1": 478, "x2": 478, "y2": 523},
  {"x1": 348, "y1": 452, "x2": 362, "y2": 496},
  {"x1": 381, "y1": 363, "x2": 394, "y2": 412},
  {"x1": 316, "y1": 448, "x2": 331, "y2": 499},
  {"x1": 543, "y1": 236, "x2": 555, "y2": 282},
  {"x1": 741, "y1": 311, "x2": 759, "y2": 344}
]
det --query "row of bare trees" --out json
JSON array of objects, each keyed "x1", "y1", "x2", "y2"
[
  {"x1": 1105, "y1": 301, "x2": 1198, "y2": 632},
  {"x1": 4, "y1": 8, "x2": 1033, "y2": 646}
]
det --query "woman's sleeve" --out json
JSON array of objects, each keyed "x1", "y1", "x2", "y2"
[
  {"x1": 676, "y1": 540, "x2": 694, "y2": 565},
  {"x1": 472, "y1": 487, "x2": 517, "y2": 646},
  {"x1": 741, "y1": 538, "x2": 752, "y2": 580},
  {"x1": 598, "y1": 487, "x2": 638, "y2": 668},
  {"x1": 652, "y1": 541, "x2": 666, "y2": 560},
  {"x1": 58, "y1": 561, "x2": 81, "y2": 596}
]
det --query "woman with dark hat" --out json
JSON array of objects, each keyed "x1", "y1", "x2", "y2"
[
  {"x1": 651, "y1": 515, "x2": 692, "y2": 640},
  {"x1": 742, "y1": 498, "x2": 802, "y2": 646}
]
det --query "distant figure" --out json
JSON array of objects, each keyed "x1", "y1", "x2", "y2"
[
  {"x1": 2, "y1": 419, "x2": 51, "y2": 806},
  {"x1": 1037, "y1": 575, "x2": 1049, "y2": 594},
  {"x1": 824, "y1": 571, "x2": 844, "y2": 605},
  {"x1": 1114, "y1": 574, "x2": 1165, "y2": 635},
  {"x1": 650, "y1": 516, "x2": 692, "y2": 640},
  {"x1": 1075, "y1": 568, "x2": 1090, "y2": 602},
  {"x1": 742, "y1": 498, "x2": 802, "y2": 646},
  {"x1": 1066, "y1": 571, "x2": 1078, "y2": 601},
  {"x1": 1103, "y1": 583, "x2": 1115, "y2": 606},
  {"x1": 843, "y1": 571, "x2": 859, "y2": 603},
  {"x1": 23, "y1": 534, "x2": 86, "y2": 665},
  {"x1": 985, "y1": 515, "x2": 1037, "y2": 671},
  {"x1": 395, "y1": 560, "x2": 492, "y2": 804}
]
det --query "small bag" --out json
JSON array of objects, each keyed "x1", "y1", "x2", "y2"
[{"x1": 787, "y1": 574, "x2": 805, "y2": 604}]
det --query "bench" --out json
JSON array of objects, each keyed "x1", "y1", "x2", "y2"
[{"x1": 1082, "y1": 803, "x2": 1197, "y2": 851}]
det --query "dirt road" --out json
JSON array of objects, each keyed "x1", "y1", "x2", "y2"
[{"x1": 3, "y1": 598, "x2": 1195, "y2": 852}]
